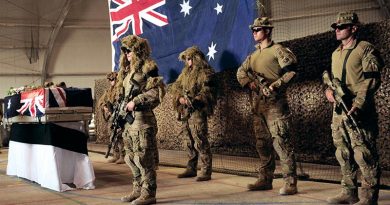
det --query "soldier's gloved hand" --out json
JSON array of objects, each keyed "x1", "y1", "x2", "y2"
[
  {"x1": 269, "y1": 79, "x2": 282, "y2": 91},
  {"x1": 126, "y1": 101, "x2": 135, "y2": 111},
  {"x1": 262, "y1": 87, "x2": 272, "y2": 97},
  {"x1": 325, "y1": 88, "x2": 335, "y2": 103}
]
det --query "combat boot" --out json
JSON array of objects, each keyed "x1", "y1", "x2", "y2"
[
  {"x1": 131, "y1": 192, "x2": 156, "y2": 205},
  {"x1": 121, "y1": 186, "x2": 141, "y2": 202},
  {"x1": 177, "y1": 169, "x2": 197, "y2": 178},
  {"x1": 279, "y1": 176, "x2": 298, "y2": 195},
  {"x1": 107, "y1": 151, "x2": 119, "y2": 163},
  {"x1": 115, "y1": 155, "x2": 125, "y2": 164},
  {"x1": 247, "y1": 179, "x2": 273, "y2": 191},
  {"x1": 107, "y1": 157, "x2": 119, "y2": 163},
  {"x1": 353, "y1": 188, "x2": 378, "y2": 205},
  {"x1": 196, "y1": 174, "x2": 211, "y2": 181},
  {"x1": 326, "y1": 189, "x2": 359, "y2": 204}
]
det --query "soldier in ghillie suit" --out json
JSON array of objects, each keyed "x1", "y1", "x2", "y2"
[
  {"x1": 97, "y1": 71, "x2": 125, "y2": 164},
  {"x1": 325, "y1": 11, "x2": 383, "y2": 205},
  {"x1": 119, "y1": 35, "x2": 165, "y2": 205},
  {"x1": 236, "y1": 17, "x2": 298, "y2": 195},
  {"x1": 115, "y1": 38, "x2": 160, "y2": 170},
  {"x1": 171, "y1": 46, "x2": 216, "y2": 182}
]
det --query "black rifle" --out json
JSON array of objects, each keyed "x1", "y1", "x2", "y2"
[
  {"x1": 105, "y1": 75, "x2": 141, "y2": 158},
  {"x1": 177, "y1": 90, "x2": 194, "y2": 121},
  {"x1": 322, "y1": 71, "x2": 364, "y2": 137},
  {"x1": 105, "y1": 95, "x2": 124, "y2": 158},
  {"x1": 247, "y1": 70, "x2": 275, "y2": 98}
]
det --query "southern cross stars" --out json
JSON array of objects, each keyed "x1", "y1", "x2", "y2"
[
  {"x1": 180, "y1": 0, "x2": 192, "y2": 17},
  {"x1": 214, "y1": 3, "x2": 223, "y2": 15},
  {"x1": 207, "y1": 41, "x2": 217, "y2": 61}
]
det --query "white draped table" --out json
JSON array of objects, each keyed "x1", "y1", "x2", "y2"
[{"x1": 6, "y1": 122, "x2": 95, "y2": 192}]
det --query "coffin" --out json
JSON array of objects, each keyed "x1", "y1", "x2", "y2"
[{"x1": 3, "y1": 87, "x2": 93, "y2": 124}]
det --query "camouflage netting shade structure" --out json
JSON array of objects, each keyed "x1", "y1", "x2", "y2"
[{"x1": 95, "y1": 19, "x2": 390, "y2": 186}]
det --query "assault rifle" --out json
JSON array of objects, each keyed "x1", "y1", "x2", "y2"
[
  {"x1": 105, "y1": 77, "x2": 141, "y2": 158},
  {"x1": 322, "y1": 71, "x2": 364, "y2": 137},
  {"x1": 247, "y1": 70, "x2": 275, "y2": 98},
  {"x1": 177, "y1": 90, "x2": 195, "y2": 121}
]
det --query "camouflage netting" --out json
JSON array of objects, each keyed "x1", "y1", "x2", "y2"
[
  {"x1": 95, "y1": 20, "x2": 390, "y2": 170},
  {"x1": 94, "y1": 79, "x2": 110, "y2": 144}
]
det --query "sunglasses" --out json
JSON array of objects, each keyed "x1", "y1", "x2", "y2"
[
  {"x1": 252, "y1": 27, "x2": 264, "y2": 33},
  {"x1": 122, "y1": 48, "x2": 131, "y2": 54},
  {"x1": 334, "y1": 24, "x2": 351, "y2": 31},
  {"x1": 123, "y1": 49, "x2": 131, "y2": 54}
]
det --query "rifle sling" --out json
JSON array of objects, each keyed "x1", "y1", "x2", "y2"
[
  {"x1": 341, "y1": 49, "x2": 352, "y2": 85},
  {"x1": 340, "y1": 40, "x2": 360, "y2": 85}
]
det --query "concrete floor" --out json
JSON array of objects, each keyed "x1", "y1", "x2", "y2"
[{"x1": 1, "y1": 147, "x2": 389, "y2": 205}]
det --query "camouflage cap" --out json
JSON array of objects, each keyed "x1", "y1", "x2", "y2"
[
  {"x1": 331, "y1": 11, "x2": 360, "y2": 29},
  {"x1": 106, "y1": 71, "x2": 118, "y2": 81},
  {"x1": 249, "y1": 17, "x2": 273, "y2": 29}
]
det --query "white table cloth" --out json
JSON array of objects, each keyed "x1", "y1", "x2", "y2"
[{"x1": 7, "y1": 141, "x2": 95, "y2": 192}]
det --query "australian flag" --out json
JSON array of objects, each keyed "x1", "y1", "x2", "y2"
[{"x1": 109, "y1": 0, "x2": 257, "y2": 83}]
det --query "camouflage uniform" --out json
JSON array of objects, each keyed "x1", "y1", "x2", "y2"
[
  {"x1": 171, "y1": 46, "x2": 216, "y2": 181},
  {"x1": 237, "y1": 17, "x2": 298, "y2": 195},
  {"x1": 97, "y1": 72, "x2": 125, "y2": 164},
  {"x1": 119, "y1": 35, "x2": 165, "y2": 205},
  {"x1": 116, "y1": 62, "x2": 160, "y2": 169},
  {"x1": 326, "y1": 12, "x2": 383, "y2": 205}
]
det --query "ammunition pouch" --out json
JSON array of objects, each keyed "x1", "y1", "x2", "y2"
[
  {"x1": 125, "y1": 112, "x2": 135, "y2": 124},
  {"x1": 335, "y1": 104, "x2": 343, "y2": 115}
]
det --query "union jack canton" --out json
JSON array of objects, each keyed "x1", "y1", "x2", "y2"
[{"x1": 108, "y1": 0, "x2": 169, "y2": 71}]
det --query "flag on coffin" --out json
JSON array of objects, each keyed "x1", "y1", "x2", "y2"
[
  {"x1": 108, "y1": 0, "x2": 257, "y2": 83},
  {"x1": 4, "y1": 88, "x2": 93, "y2": 118}
]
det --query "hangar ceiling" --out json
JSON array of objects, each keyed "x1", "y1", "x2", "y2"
[
  {"x1": 0, "y1": 0, "x2": 389, "y2": 90},
  {"x1": 0, "y1": 0, "x2": 109, "y2": 84}
]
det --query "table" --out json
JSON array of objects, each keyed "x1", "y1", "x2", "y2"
[{"x1": 6, "y1": 122, "x2": 95, "y2": 192}]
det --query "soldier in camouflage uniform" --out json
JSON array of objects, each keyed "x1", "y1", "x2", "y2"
[
  {"x1": 325, "y1": 11, "x2": 383, "y2": 205},
  {"x1": 97, "y1": 72, "x2": 125, "y2": 164},
  {"x1": 119, "y1": 35, "x2": 165, "y2": 205},
  {"x1": 115, "y1": 48, "x2": 160, "y2": 170},
  {"x1": 171, "y1": 46, "x2": 216, "y2": 182},
  {"x1": 236, "y1": 17, "x2": 298, "y2": 195}
]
